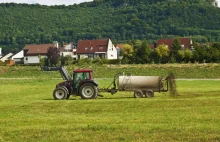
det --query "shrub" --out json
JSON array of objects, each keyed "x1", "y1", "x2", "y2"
[
  {"x1": 76, "y1": 58, "x2": 92, "y2": 66},
  {"x1": 92, "y1": 57, "x2": 102, "y2": 65},
  {"x1": 0, "y1": 61, "x2": 6, "y2": 66}
]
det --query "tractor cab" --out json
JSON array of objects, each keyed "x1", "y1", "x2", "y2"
[
  {"x1": 72, "y1": 69, "x2": 93, "y2": 89},
  {"x1": 53, "y1": 67, "x2": 98, "y2": 100}
]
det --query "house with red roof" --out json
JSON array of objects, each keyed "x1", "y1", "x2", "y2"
[
  {"x1": 76, "y1": 39, "x2": 117, "y2": 60},
  {"x1": 59, "y1": 43, "x2": 77, "y2": 60},
  {"x1": 156, "y1": 38, "x2": 192, "y2": 50},
  {"x1": 148, "y1": 44, "x2": 156, "y2": 49},
  {"x1": 11, "y1": 50, "x2": 24, "y2": 64},
  {"x1": 23, "y1": 43, "x2": 57, "y2": 64},
  {"x1": 115, "y1": 44, "x2": 125, "y2": 57}
]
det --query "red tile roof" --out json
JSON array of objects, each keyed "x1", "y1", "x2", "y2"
[
  {"x1": 24, "y1": 44, "x2": 55, "y2": 55},
  {"x1": 77, "y1": 39, "x2": 109, "y2": 54},
  {"x1": 148, "y1": 44, "x2": 155, "y2": 49},
  {"x1": 116, "y1": 44, "x2": 125, "y2": 49},
  {"x1": 157, "y1": 38, "x2": 191, "y2": 50}
]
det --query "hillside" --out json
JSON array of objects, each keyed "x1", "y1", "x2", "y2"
[{"x1": 0, "y1": 0, "x2": 220, "y2": 53}]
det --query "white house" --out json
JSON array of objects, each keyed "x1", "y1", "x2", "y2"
[
  {"x1": 0, "y1": 48, "x2": 2, "y2": 58},
  {"x1": 23, "y1": 44, "x2": 55, "y2": 64},
  {"x1": 59, "y1": 43, "x2": 77, "y2": 60},
  {"x1": 76, "y1": 39, "x2": 117, "y2": 59},
  {"x1": 0, "y1": 53, "x2": 13, "y2": 62},
  {"x1": 11, "y1": 50, "x2": 24, "y2": 64}
]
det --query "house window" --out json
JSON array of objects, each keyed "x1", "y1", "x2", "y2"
[
  {"x1": 88, "y1": 55, "x2": 93, "y2": 59},
  {"x1": 85, "y1": 47, "x2": 88, "y2": 51},
  {"x1": 73, "y1": 52, "x2": 76, "y2": 55},
  {"x1": 91, "y1": 47, "x2": 93, "y2": 50},
  {"x1": 99, "y1": 47, "x2": 103, "y2": 51},
  {"x1": 26, "y1": 57, "x2": 28, "y2": 60},
  {"x1": 111, "y1": 54, "x2": 114, "y2": 57},
  {"x1": 181, "y1": 45, "x2": 185, "y2": 49}
]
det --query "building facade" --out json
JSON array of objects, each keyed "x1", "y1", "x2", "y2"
[{"x1": 76, "y1": 39, "x2": 117, "y2": 60}]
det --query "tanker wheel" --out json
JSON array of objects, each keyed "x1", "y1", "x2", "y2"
[
  {"x1": 79, "y1": 83, "x2": 97, "y2": 99},
  {"x1": 134, "y1": 90, "x2": 144, "y2": 98},
  {"x1": 53, "y1": 87, "x2": 68, "y2": 100},
  {"x1": 146, "y1": 90, "x2": 154, "y2": 98}
]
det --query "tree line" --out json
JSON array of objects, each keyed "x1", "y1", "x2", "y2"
[
  {"x1": 40, "y1": 38, "x2": 220, "y2": 67},
  {"x1": 0, "y1": 0, "x2": 220, "y2": 55},
  {"x1": 120, "y1": 39, "x2": 220, "y2": 64}
]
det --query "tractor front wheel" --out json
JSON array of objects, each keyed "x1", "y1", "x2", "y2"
[
  {"x1": 79, "y1": 83, "x2": 97, "y2": 99},
  {"x1": 53, "y1": 87, "x2": 68, "y2": 100},
  {"x1": 62, "y1": 86, "x2": 70, "y2": 99}
]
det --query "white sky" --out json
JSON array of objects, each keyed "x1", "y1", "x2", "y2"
[
  {"x1": 0, "y1": 0, "x2": 93, "y2": 5},
  {"x1": 0, "y1": 0, "x2": 219, "y2": 7}
]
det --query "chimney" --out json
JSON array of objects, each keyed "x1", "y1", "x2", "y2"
[{"x1": 53, "y1": 41, "x2": 59, "y2": 48}]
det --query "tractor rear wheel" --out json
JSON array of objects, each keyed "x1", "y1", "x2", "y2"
[
  {"x1": 134, "y1": 90, "x2": 143, "y2": 98},
  {"x1": 79, "y1": 83, "x2": 97, "y2": 99},
  {"x1": 53, "y1": 87, "x2": 68, "y2": 100}
]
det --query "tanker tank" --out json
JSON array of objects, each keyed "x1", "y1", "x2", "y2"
[{"x1": 117, "y1": 75, "x2": 164, "y2": 92}]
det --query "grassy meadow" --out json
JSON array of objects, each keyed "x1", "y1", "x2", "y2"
[
  {"x1": 0, "y1": 78, "x2": 220, "y2": 141},
  {"x1": 0, "y1": 63, "x2": 220, "y2": 79}
]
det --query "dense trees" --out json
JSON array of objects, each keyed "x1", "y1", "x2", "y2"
[
  {"x1": 0, "y1": 0, "x2": 220, "y2": 55},
  {"x1": 120, "y1": 39, "x2": 220, "y2": 64},
  {"x1": 133, "y1": 40, "x2": 152, "y2": 64}
]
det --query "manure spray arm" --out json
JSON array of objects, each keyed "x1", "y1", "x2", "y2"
[
  {"x1": 107, "y1": 72, "x2": 123, "y2": 89},
  {"x1": 98, "y1": 72, "x2": 123, "y2": 94},
  {"x1": 164, "y1": 72, "x2": 179, "y2": 96}
]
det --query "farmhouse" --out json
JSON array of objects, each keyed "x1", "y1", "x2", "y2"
[
  {"x1": 23, "y1": 44, "x2": 56, "y2": 64},
  {"x1": 76, "y1": 39, "x2": 117, "y2": 59},
  {"x1": 59, "y1": 43, "x2": 77, "y2": 60},
  {"x1": 11, "y1": 50, "x2": 24, "y2": 64},
  {"x1": 0, "y1": 53, "x2": 13, "y2": 62},
  {"x1": 157, "y1": 38, "x2": 192, "y2": 50}
]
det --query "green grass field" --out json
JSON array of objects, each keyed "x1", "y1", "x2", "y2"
[
  {"x1": 0, "y1": 63, "x2": 220, "y2": 79},
  {"x1": 0, "y1": 79, "x2": 220, "y2": 141}
]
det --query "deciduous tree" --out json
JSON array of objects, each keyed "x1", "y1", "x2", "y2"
[
  {"x1": 46, "y1": 47, "x2": 60, "y2": 66},
  {"x1": 155, "y1": 44, "x2": 170, "y2": 63}
]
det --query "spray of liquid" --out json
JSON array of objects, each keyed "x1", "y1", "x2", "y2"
[{"x1": 167, "y1": 72, "x2": 179, "y2": 96}]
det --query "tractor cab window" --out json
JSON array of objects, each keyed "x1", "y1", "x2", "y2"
[
  {"x1": 76, "y1": 72, "x2": 89, "y2": 80},
  {"x1": 73, "y1": 72, "x2": 90, "y2": 88}
]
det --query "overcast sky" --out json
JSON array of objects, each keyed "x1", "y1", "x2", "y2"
[
  {"x1": 0, "y1": 0, "x2": 219, "y2": 7},
  {"x1": 0, "y1": 0, "x2": 93, "y2": 5}
]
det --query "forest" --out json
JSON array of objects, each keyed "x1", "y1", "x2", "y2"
[{"x1": 0, "y1": 0, "x2": 220, "y2": 54}]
